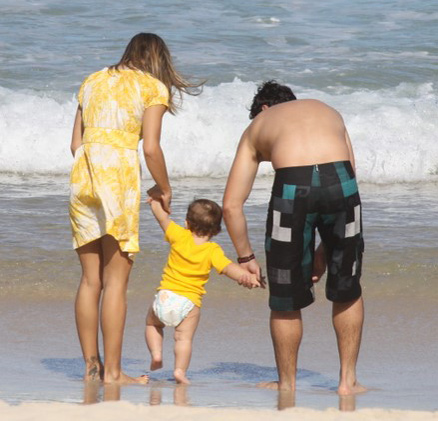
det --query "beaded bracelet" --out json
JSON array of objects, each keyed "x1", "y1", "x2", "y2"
[{"x1": 237, "y1": 253, "x2": 255, "y2": 264}]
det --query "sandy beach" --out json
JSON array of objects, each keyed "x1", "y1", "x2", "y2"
[
  {"x1": 1, "y1": 400, "x2": 437, "y2": 421},
  {"x1": 1, "y1": 0, "x2": 438, "y2": 418},
  {"x1": 1, "y1": 178, "x2": 437, "y2": 418}
]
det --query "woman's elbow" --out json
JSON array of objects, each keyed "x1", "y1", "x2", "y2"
[{"x1": 143, "y1": 144, "x2": 161, "y2": 159}]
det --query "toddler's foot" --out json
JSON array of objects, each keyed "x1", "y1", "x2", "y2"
[
  {"x1": 150, "y1": 358, "x2": 163, "y2": 371},
  {"x1": 174, "y1": 368, "x2": 190, "y2": 385},
  {"x1": 150, "y1": 352, "x2": 163, "y2": 371}
]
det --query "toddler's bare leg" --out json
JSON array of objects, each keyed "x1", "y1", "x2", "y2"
[
  {"x1": 173, "y1": 306, "x2": 200, "y2": 384},
  {"x1": 146, "y1": 307, "x2": 165, "y2": 370}
]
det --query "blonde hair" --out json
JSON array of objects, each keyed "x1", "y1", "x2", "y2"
[{"x1": 110, "y1": 33, "x2": 202, "y2": 114}]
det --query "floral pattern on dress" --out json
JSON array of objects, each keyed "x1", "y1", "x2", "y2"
[{"x1": 69, "y1": 68, "x2": 169, "y2": 257}]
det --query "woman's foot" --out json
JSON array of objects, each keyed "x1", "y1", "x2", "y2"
[
  {"x1": 84, "y1": 356, "x2": 103, "y2": 381},
  {"x1": 104, "y1": 371, "x2": 149, "y2": 385}
]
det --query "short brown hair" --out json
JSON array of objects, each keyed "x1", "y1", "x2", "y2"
[
  {"x1": 249, "y1": 80, "x2": 296, "y2": 119},
  {"x1": 186, "y1": 199, "x2": 222, "y2": 238}
]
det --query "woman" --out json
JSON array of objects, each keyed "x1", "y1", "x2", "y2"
[{"x1": 69, "y1": 33, "x2": 199, "y2": 384}]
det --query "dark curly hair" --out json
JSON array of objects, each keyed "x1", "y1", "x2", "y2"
[
  {"x1": 249, "y1": 80, "x2": 296, "y2": 119},
  {"x1": 186, "y1": 199, "x2": 222, "y2": 238}
]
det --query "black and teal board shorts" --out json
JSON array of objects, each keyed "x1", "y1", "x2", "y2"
[{"x1": 265, "y1": 161, "x2": 364, "y2": 311}]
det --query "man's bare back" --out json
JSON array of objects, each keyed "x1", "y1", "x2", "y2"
[{"x1": 246, "y1": 99, "x2": 354, "y2": 169}]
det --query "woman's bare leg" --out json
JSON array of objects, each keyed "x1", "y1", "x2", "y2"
[
  {"x1": 145, "y1": 307, "x2": 165, "y2": 370},
  {"x1": 100, "y1": 234, "x2": 148, "y2": 384},
  {"x1": 75, "y1": 239, "x2": 104, "y2": 381},
  {"x1": 173, "y1": 306, "x2": 200, "y2": 384}
]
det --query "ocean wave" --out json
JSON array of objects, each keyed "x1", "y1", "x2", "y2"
[{"x1": 0, "y1": 80, "x2": 437, "y2": 183}]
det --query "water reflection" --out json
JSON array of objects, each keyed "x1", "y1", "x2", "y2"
[
  {"x1": 339, "y1": 394, "x2": 356, "y2": 412},
  {"x1": 83, "y1": 381, "x2": 122, "y2": 404},
  {"x1": 149, "y1": 385, "x2": 190, "y2": 407},
  {"x1": 277, "y1": 390, "x2": 295, "y2": 410},
  {"x1": 82, "y1": 382, "x2": 189, "y2": 406},
  {"x1": 82, "y1": 379, "x2": 356, "y2": 411}
]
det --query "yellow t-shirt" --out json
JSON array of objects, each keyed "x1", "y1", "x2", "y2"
[{"x1": 158, "y1": 222, "x2": 232, "y2": 307}]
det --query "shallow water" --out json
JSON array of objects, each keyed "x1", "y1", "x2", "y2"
[
  {"x1": 1, "y1": 0, "x2": 437, "y2": 411},
  {"x1": 0, "y1": 176, "x2": 437, "y2": 411}
]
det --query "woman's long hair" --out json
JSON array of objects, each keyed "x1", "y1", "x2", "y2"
[{"x1": 110, "y1": 33, "x2": 202, "y2": 114}]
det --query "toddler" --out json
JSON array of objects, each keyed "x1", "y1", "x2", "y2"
[{"x1": 145, "y1": 196, "x2": 262, "y2": 384}]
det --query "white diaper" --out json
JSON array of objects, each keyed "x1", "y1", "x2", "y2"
[{"x1": 152, "y1": 290, "x2": 195, "y2": 327}]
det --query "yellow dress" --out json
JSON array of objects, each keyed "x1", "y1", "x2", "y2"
[{"x1": 69, "y1": 68, "x2": 169, "y2": 257}]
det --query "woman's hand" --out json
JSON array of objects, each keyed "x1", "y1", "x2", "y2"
[{"x1": 147, "y1": 185, "x2": 172, "y2": 213}]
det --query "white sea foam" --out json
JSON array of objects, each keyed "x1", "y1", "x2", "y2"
[{"x1": 0, "y1": 81, "x2": 437, "y2": 184}]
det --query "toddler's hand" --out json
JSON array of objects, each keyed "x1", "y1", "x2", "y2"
[{"x1": 239, "y1": 272, "x2": 263, "y2": 289}]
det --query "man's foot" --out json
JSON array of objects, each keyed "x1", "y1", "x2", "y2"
[
  {"x1": 174, "y1": 368, "x2": 190, "y2": 385},
  {"x1": 257, "y1": 381, "x2": 294, "y2": 391},
  {"x1": 104, "y1": 372, "x2": 149, "y2": 385},
  {"x1": 84, "y1": 357, "x2": 103, "y2": 382},
  {"x1": 338, "y1": 381, "x2": 367, "y2": 395},
  {"x1": 150, "y1": 356, "x2": 163, "y2": 371}
]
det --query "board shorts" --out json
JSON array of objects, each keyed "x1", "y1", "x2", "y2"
[
  {"x1": 265, "y1": 161, "x2": 364, "y2": 311},
  {"x1": 152, "y1": 290, "x2": 195, "y2": 327}
]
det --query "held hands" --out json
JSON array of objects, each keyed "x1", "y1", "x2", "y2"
[
  {"x1": 239, "y1": 258, "x2": 266, "y2": 289},
  {"x1": 237, "y1": 271, "x2": 263, "y2": 289},
  {"x1": 147, "y1": 184, "x2": 172, "y2": 214}
]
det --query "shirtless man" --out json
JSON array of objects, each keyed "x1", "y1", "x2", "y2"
[{"x1": 223, "y1": 81, "x2": 366, "y2": 395}]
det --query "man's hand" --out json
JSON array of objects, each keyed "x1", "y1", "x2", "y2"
[
  {"x1": 240, "y1": 259, "x2": 266, "y2": 289},
  {"x1": 237, "y1": 271, "x2": 261, "y2": 289}
]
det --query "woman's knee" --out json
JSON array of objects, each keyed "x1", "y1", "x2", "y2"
[{"x1": 80, "y1": 274, "x2": 103, "y2": 291}]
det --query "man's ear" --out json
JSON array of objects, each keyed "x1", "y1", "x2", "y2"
[{"x1": 261, "y1": 104, "x2": 269, "y2": 111}]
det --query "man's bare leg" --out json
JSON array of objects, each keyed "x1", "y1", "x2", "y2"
[
  {"x1": 173, "y1": 306, "x2": 200, "y2": 384},
  {"x1": 76, "y1": 239, "x2": 104, "y2": 381},
  {"x1": 258, "y1": 310, "x2": 302, "y2": 391},
  {"x1": 332, "y1": 296, "x2": 366, "y2": 395},
  {"x1": 145, "y1": 307, "x2": 165, "y2": 370},
  {"x1": 101, "y1": 235, "x2": 148, "y2": 384}
]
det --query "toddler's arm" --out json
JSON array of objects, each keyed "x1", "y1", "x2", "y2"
[
  {"x1": 222, "y1": 263, "x2": 265, "y2": 289},
  {"x1": 147, "y1": 196, "x2": 171, "y2": 232}
]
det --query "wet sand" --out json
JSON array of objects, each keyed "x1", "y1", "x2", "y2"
[{"x1": 0, "y1": 176, "x2": 437, "y2": 414}]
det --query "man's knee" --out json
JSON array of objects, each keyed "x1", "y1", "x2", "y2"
[{"x1": 270, "y1": 310, "x2": 301, "y2": 321}]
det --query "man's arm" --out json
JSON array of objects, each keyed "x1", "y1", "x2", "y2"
[
  {"x1": 223, "y1": 129, "x2": 260, "y2": 274},
  {"x1": 70, "y1": 106, "x2": 83, "y2": 157},
  {"x1": 142, "y1": 104, "x2": 172, "y2": 212},
  {"x1": 147, "y1": 197, "x2": 171, "y2": 232}
]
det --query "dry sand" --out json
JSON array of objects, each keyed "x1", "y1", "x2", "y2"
[{"x1": 1, "y1": 400, "x2": 437, "y2": 421}]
